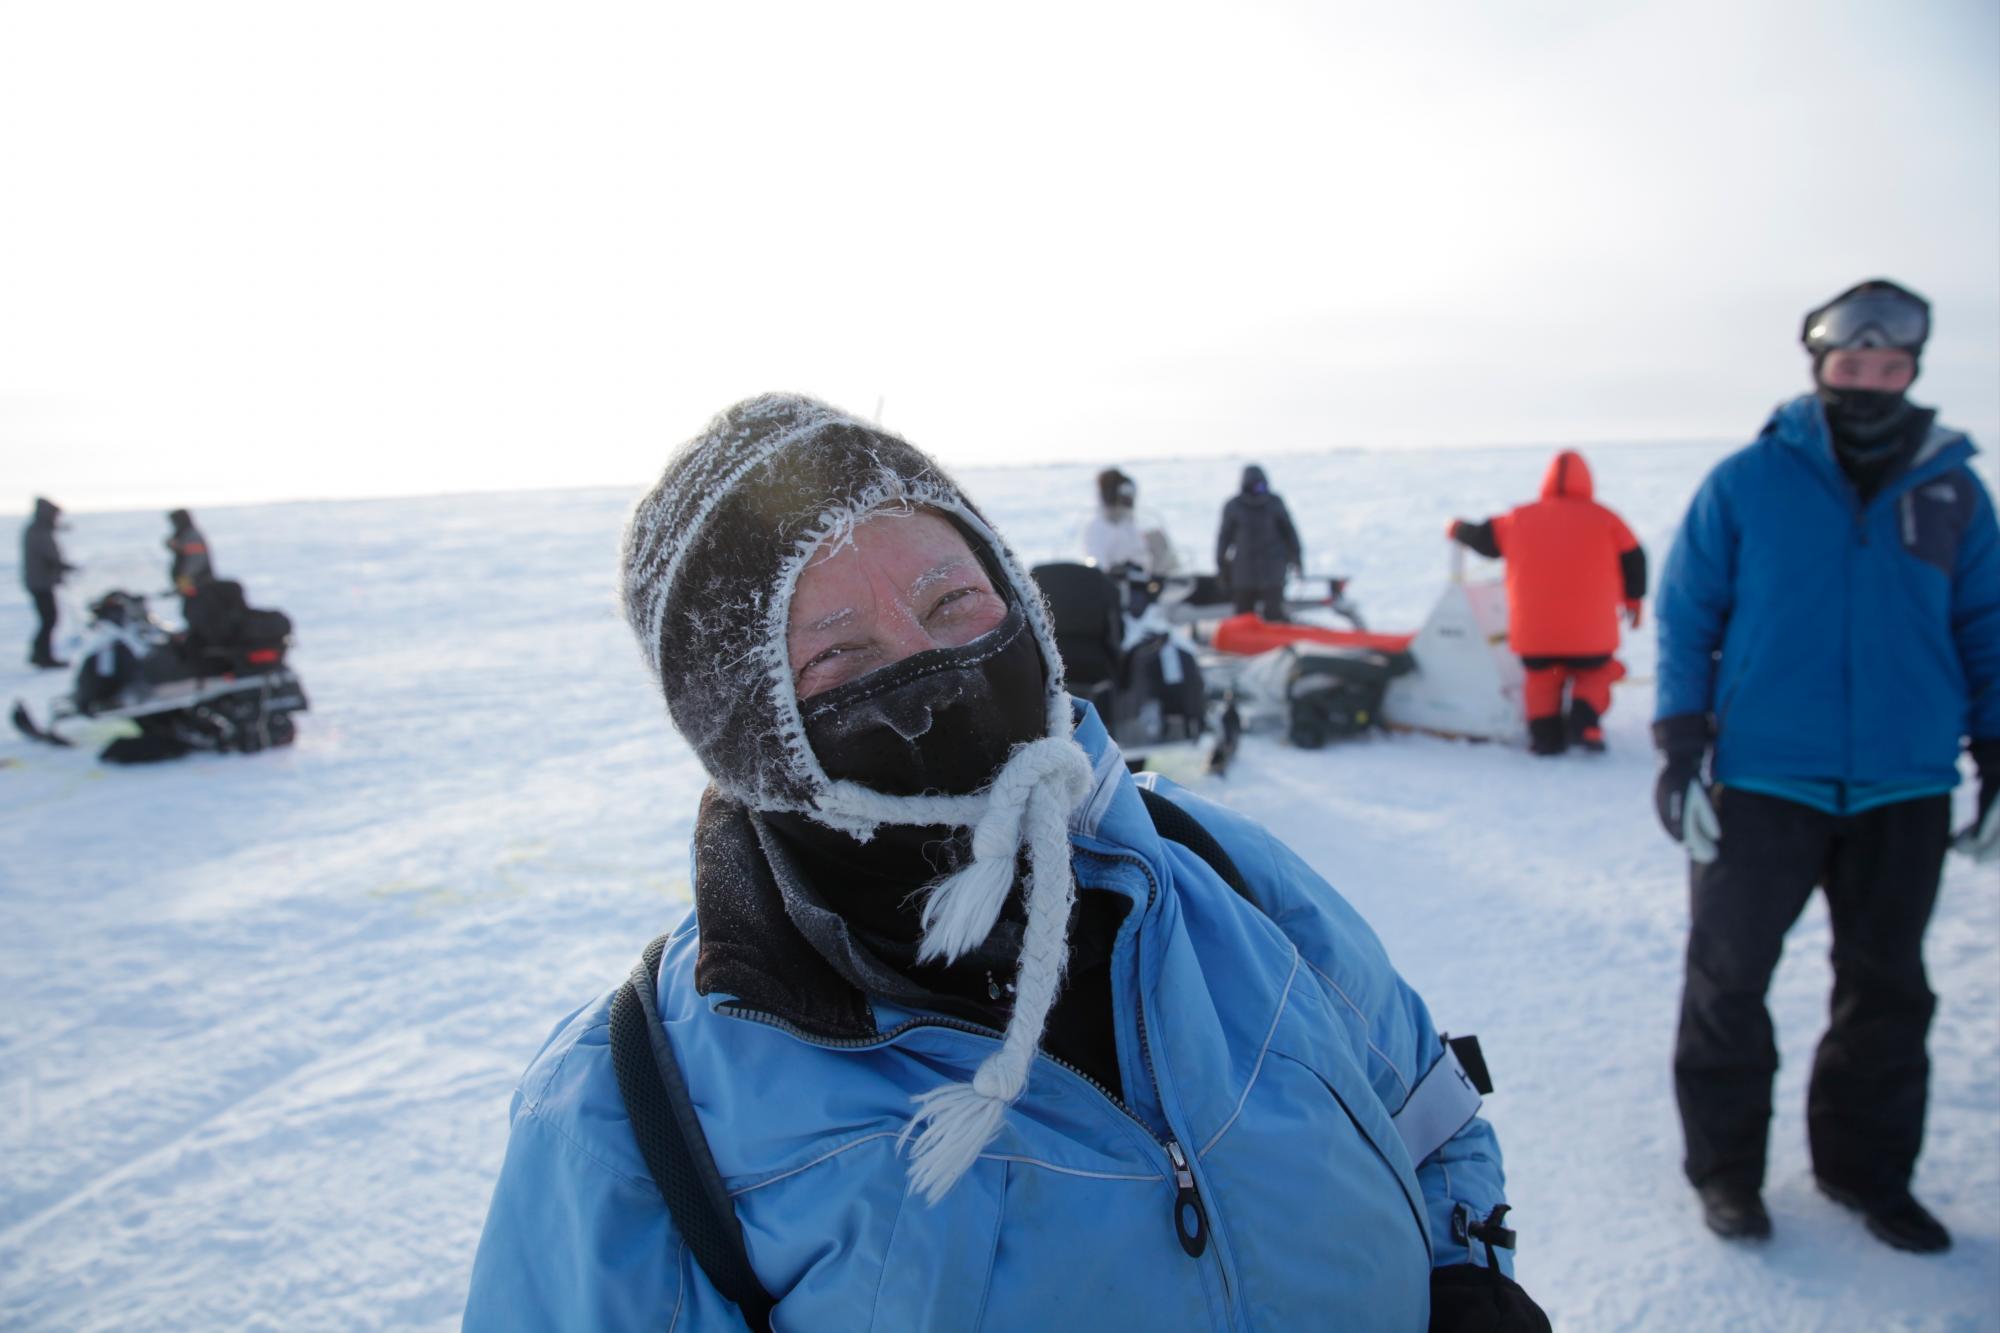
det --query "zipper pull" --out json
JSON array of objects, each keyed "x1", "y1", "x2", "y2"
[{"x1": 1166, "y1": 1139, "x2": 1209, "y2": 1257}]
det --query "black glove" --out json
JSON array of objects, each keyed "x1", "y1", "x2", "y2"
[
  {"x1": 1652, "y1": 713, "x2": 1712, "y2": 842},
  {"x1": 1958, "y1": 738, "x2": 2000, "y2": 863},
  {"x1": 1428, "y1": 1264, "x2": 1552, "y2": 1332},
  {"x1": 1971, "y1": 738, "x2": 2000, "y2": 827}
]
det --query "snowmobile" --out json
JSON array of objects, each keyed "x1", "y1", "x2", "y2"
[
  {"x1": 1206, "y1": 546, "x2": 1529, "y2": 746},
  {"x1": 1217, "y1": 635, "x2": 1416, "y2": 748},
  {"x1": 1031, "y1": 562, "x2": 1241, "y2": 776},
  {"x1": 1084, "y1": 567, "x2": 1391, "y2": 751},
  {"x1": 11, "y1": 583, "x2": 309, "y2": 762}
]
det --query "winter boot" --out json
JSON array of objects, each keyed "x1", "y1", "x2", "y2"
[
  {"x1": 1566, "y1": 699, "x2": 1605, "y2": 752},
  {"x1": 1696, "y1": 1180, "x2": 1771, "y2": 1241},
  {"x1": 1527, "y1": 715, "x2": 1567, "y2": 756},
  {"x1": 1818, "y1": 1180, "x2": 1951, "y2": 1253}
]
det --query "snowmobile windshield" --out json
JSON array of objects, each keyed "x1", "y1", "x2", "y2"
[{"x1": 1803, "y1": 287, "x2": 1929, "y2": 354}]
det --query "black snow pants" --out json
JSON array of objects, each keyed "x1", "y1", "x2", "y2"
[
  {"x1": 1231, "y1": 585, "x2": 1288, "y2": 621},
  {"x1": 29, "y1": 588, "x2": 58, "y2": 664},
  {"x1": 1674, "y1": 788, "x2": 1950, "y2": 1200}
]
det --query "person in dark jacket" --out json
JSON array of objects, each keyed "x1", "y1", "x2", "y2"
[
  {"x1": 1449, "y1": 450, "x2": 1646, "y2": 754},
  {"x1": 1653, "y1": 279, "x2": 2000, "y2": 1253},
  {"x1": 166, "y1": 509, "x2": 213, "y2": 599},
  {"x1": 1216, "y1": 464, "x2": 1303, "y2": 620},
  {"x1": 21, "y1": 497, "x2": 76, "y2": 668}
]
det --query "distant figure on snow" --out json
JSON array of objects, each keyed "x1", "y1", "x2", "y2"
[
  {"x1": 1448, "y1": 450, "x2": 1645, "y2": 755},
  {"x1": 1654, "y1": 278, "x2": 2000, "y2": 1252},
  {"x1": 166, "y1": 509, "x2": 214, "y2": 599},
  {"x1": 1081, "y1": 468, "x2": 1176, "y2": 577},
  {"x1": 1216, "y1": 464, "x2": 1302, "y2": 620},
  {"x1": 21, "y1": 496, "x2": 77, "y2": 669}
]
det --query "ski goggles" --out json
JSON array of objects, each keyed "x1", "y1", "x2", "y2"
[{"x1": 1802, "y1": 287, "x2": 1929, "y2": 354}]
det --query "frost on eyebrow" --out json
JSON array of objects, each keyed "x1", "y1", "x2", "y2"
[
  {"x1": 806, "y1": 605, "x2": 858, "y2": 633},
  {"x1": 909, "y1": 558, "x2": 975, "y2": 598}
]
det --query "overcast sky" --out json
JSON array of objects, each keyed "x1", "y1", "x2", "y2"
[{"x1": 3, "y1": 0, "x2": 1996, "y2": 513}]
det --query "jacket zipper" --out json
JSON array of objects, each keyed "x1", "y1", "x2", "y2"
[
  {"x1": 1093, "y1": 845, "x2": 1216, "y2": 1267},
  {"x1": 1845, "y1": 487, "x2": 1865, "y2": 804},
  {"x1": 713, "y1": 1002, "x2": 1215, "y2": 1262},
  {"x1": 1166, "y1": 1138, "x2": 1210, "y2": 1257},
  {"x1": 715, "y1": 845, "x2": 1221, "y2": 1276}
]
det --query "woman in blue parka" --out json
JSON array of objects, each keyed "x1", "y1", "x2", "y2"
[{"x1": 466, "y1": 395, "x2": 1549, "y2": 1331}]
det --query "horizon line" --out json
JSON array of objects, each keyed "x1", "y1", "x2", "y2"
[{"x1": 10, "y1": 432, "x2": 1755, "y2": 519}]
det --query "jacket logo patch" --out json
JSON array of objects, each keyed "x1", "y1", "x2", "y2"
[{"x1": 1900, "y1": 477, "x2": 1974, "y2": 577}]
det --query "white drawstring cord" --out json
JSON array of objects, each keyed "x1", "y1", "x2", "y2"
[{"x1": 892, "y1": 735, "x2": 1094, "y2": 1203}]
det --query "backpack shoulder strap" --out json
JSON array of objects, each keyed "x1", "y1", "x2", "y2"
[
  {"x1": 608, "y1": 933, "x2": 775, "y2": 1331},
  {"x1": 1136, "y1": 783, "x2": 1253, "y2": 902}
]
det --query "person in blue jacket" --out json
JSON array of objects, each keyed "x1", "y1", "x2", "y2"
[
  {"x1": 466, "y1": 395, "x2": 1549, "y2": 1331},
  {"x1": 1653, "y1": 280, "x2": 2000, "y2": 1253}
]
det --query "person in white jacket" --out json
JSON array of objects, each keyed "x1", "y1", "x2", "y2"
[{"x1": 1082, "y1": 468, "x2": 1176, "y2": 577}]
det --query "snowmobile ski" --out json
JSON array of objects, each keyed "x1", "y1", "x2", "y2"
[{"x1": 11, "y1": 700, "x2": 73, "y2": 747}]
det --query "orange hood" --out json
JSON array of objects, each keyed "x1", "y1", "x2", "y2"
[{"x1": 1540, "y1": 450, "x2": 1594, "y2": 501}]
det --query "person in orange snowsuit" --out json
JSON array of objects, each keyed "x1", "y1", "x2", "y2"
[{"x1": 1448, "y1": 450, "x2": 1646, "y2": 755}]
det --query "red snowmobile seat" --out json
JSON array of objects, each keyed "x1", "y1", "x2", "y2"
[{"x1": 1211, "y1": 613, "x2": 1414, "y2": 658}]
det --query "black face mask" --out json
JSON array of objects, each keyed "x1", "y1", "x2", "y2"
[
  {"x1": 800, "y1": 604, "x2": 1047, "y2": 797},
  {"x1": 1818, "y1": 385, "x2": 1915, "y2": 447},
  {"x1": 764, "y1": 604, "x2": 1049, "y2": 902}
]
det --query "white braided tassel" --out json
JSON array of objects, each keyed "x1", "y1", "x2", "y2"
[{"x1": 899, "y1": 735, "x2": 1093, "y2": 1203}]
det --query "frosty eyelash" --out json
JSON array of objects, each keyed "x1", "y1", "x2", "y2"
[
  {"x1": 926, "y1": 587, "x2": 979, "y2": 619},
  {"x1": 801, "y1": 643, "x2": 863, "y2": 679}
]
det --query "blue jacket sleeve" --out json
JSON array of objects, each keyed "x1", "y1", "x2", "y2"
[
  {"x1": 1252, "y1": 830, "x2": 1510, "y2": 1274},
  {"x1": 464, "y1": 1009, "x2": 749, "y2": 1331},
  {"x1": 1155, "y1": 783, "x2": 1511, "y2": 1274},
  {"x1": 1952, "y1": 469, "x2": 2000, "y2": 741},
  {"x1": 1656, "y1": 460, "x2": 1741, "y2": 721}
]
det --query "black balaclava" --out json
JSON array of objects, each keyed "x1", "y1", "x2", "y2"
[
  {"x1": 1818, "y1": 383, "x2": 1917, "y2": 446},
  {"x1": 803, "y1": 605, "x2": 1047, "y2": 800},
  {"x1": 1241, "y1": 464, "x2": 1269, "y2": 496},
  {"x1": 1816, "y1": 367, "x2": 1927, "y2": 501},
  {"x1": 764, "y1": 600, "x2": 1048, "y2": 894},
  {"x1": 1819, "y1": 394, "x2": 1934, "y2": 502}
]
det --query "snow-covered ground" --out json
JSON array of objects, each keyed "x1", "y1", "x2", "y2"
[{"x1": 2, "y1": 439, "x2": 1996, "y2": 1331}]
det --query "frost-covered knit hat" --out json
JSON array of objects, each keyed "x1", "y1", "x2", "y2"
[{"x1": 622, "y1": 393, "x2": 1094, "y2": 1200}]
